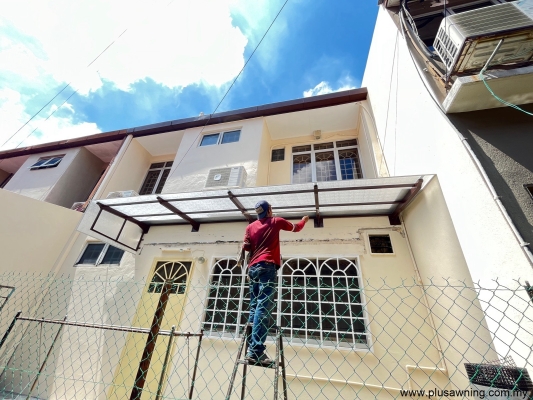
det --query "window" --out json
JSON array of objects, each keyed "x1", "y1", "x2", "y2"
[
  {"x1": 139, "y1": 161, "x2": 173, "y2": 195},
  {"x1": 203, "y1": 257, "x2": 369, "y2": 348},
  {"x1": 199, "y1": 130, "x2": 241, "y2": 146},
  {"x1": 369, "y1": 235, "x2": 394, "y2": 254},
  {"x1": 271, "y1": 148, "x2": 285, "y2": 162},
  {"x1": 292, "y1": 140, "x2": 363, "y2": 183},
  {"x1": 148, "y1": 261, "x2": 191, "y2": 295},
  {"x1": 76, "y1": 243, "x2": 125, "y2": 266},
  {"x1": 30, "y1": 155, "x2": 64, "y2": 170}
]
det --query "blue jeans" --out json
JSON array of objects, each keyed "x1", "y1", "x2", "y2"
[{"x1": 247, "y1": 261, "x2": 277, "y2": 358}]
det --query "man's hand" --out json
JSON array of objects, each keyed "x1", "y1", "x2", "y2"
[{"x1": 302, "y1": 216, "x2": 309, "y2": 223}]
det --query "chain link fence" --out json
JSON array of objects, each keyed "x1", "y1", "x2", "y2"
[{"x1": 0, "y1": 270, "x2": 532, "y2": 400}]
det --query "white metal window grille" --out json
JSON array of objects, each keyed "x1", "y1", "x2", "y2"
[
  {"x1": 203, "y1": 257, "x2": 369, "y2": 348},
  {"x1": 200, "y1": 130, "x2": 241, "y2": 147},
  {"x1": 76, "y1": 243, "x2": 125, "y2": 266},
  {"x1": 291, "y1": 140, "x2": 363, "y2": 184},
  {"x1": 139, "y1": 161, "x2": 173, "y2": 195},
  {"x1": 148, "y1": 261, "x2": 191, "y2": 294},
  {"x1": 30, "y1": 155, "x2": 64, "y2": 170}
]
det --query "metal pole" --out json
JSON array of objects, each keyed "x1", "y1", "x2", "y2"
[
  {"x1": 130, "y1": 280, "x2": 174, "y2": 400},
  {"x1": 188, "y1": 329, "x2": 204, "y2": 400},
  {"x1": 25, "y1": 315, "x2": 66, "y2": 400},
  {"x1": 0, "y1": 286, "x2": 15, "y2": 313},
  {"x1": 155, "y1": 325, "x2": 175, "y2": 400},
  {"x1": 0, "y1": 311, "x2": 20, "y2": 351}
]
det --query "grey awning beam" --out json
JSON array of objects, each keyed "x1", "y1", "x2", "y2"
[
  {"x1": 389, "y1": 179, "x2": 423, "y2": 225},
  {"x1": 228, "y1": 190, "x2": 254, "y2": 223},
  {"x1": 157, "y1": 196, "x2": 200, "y2": 232}
]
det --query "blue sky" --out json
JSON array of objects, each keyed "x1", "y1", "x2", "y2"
[{"x1": 0, "y1": 0, "x2": 378, "y2": 150}]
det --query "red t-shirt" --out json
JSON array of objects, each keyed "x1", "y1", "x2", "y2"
[{"x1": 243, "y1": 216, "x2": 306, "y2": 267}]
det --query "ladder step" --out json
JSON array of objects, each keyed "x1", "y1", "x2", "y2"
[{"x1": 236, "y1": 359, "x2": 277, "y2": 369}]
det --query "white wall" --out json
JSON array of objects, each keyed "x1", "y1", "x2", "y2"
[
  {"x1": 163, "y1": 119, "x2": 264, "y2": 193},
  {"x1": 4, "y1": 148, "x2": 81, "y2": 203},
  {"x1": 362, "y1": 7, "x2": 533, "y2": 284}
]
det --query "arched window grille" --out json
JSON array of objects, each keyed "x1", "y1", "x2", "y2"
[
  {"x1": 148, "y1": 261, "x2": 191, "y2": 294},
  {"x1": 203, "y1": 257, "x2": 369, "y2": 348}
]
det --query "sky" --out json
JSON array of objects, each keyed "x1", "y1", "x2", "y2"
[{"x1": 0, "y1": 0, "x2": 379, "y2": 151}]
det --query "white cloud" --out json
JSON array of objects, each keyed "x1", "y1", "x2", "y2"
[
  {"x1": 0, "y1": 89, "x2": 100, "y2": 150},
  {"x1": 0, "y1": 0, "x2": 285, "y2": 149},
  {"x1": 303, "y1": 77, "x2": 357, "y2": 98}
]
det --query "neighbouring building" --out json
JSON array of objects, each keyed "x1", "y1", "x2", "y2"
[{"x1": 0, "y1": 8, "x2": 532, "y2": 398}]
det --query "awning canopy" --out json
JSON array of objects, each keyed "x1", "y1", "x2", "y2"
[{"x1": 78, "y1": 176, "x2": 425, "y2": 253}]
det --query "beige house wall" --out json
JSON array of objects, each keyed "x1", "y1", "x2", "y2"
[
  {"x1": 4, "y1": 148, "x2": 81, "y2": 203},
  {"x1": 97, "y1": 138, "x2": 152, "y2": 199},
  {"x1": 402, "y1": 176, "x2": 498, "y2": 390},
  {"x1": 163, "y1": 119, "x2": 264, "y2": 193}
]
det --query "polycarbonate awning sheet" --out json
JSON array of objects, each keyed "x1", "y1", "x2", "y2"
[{"x1": 94, "y1": 175, "x2": 424, "y2": 225}]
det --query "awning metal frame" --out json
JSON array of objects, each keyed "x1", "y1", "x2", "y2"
[{"x1": 87, "y1": 178, "x2": 423, "y2": 252}]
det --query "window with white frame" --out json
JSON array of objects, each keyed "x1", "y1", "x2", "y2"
[
  {"x1": 139, "y1": 161, "x2": 173, "y2": 195},
  {"x1": 203, "y1": 257, "x2": 369, "y2": 348},
  {"x1": 292, "y1": 140, "x2": 363, "y2": 184},
  {"x1": 30, "y1": 155, "x2": 64, "y2": 170},
  {"x1": 199, "y1": 130, "x2": 241, "y2": 147},
  {"x1": 76, "y1": 243, "x2": 125, "y2": 266}
]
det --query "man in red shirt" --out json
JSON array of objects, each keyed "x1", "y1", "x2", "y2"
[{"x1": 242, "y1": 200, "x2": 308, "y2": 364}]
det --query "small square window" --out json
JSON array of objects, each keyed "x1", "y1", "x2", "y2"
[
  {"x1": 221, "y1": 130, "x2": 240, "y2": 144},
  {"x1": 30, "y1": 155, "x2": 64, "y2": 170},
  {"x1": 76, "y1": 243, "x2": 124, "y2": 266},
  {"x1": 200, "y1": 133, "x2": 220, "y2": 146},
  {"x1": 271, "y1": 148, "x2": 285, "y2": 162},
  {"x1": 369, "y1": 235, "x2": 393, "y2": 254}
]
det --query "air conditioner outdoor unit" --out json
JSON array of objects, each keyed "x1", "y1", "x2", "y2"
[
  {"x1": 205, "y1": 166, "x2": 247, "y2": 188},
  {"x1": 433, "y1": 1, "x2": 533, "y2": 77},
  {"x1": 106, "y1": 190, "x2": 139, "y2": 199}
]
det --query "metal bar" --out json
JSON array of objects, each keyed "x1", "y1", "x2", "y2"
[
  {"x1": 226, "y1": 324, "x2": 250, "y2": 400},
  {"x1": 389, "y1": 178, "x2": 423, "y2": 225},
  {"x1": 111, "y1": 182, "x2": 418, "y2": 207},
  {"x1": 228, "y1": 190, "x2": 254, "y2": 223},
  {"x1": 90, "y1": 207, "x2": 103, "y2": 231},
  {"x1": 97, "y1": 202, "x2": 150, "y2": 233},
  {"x1": 130, "y1": 280, "x2": 174, "y2": 400},
  {"x1": 479, "y1": 39, "x2": 504, "y2": 77},
  {"x1": 128, "y1": 201, "x2": 403, "y2": 219},
  {"x1": 273, "y1": 326, "x2": 280, "y2": 400},
  {"x1": 89, "y1": 229, "x2": 141, "y2": 252},
  {"x1": 15, "y1": 316, "x2": 202, "y2": 336},
  {"x1": 279, "y1": 328, "x2": 288, "y2": 400},
  {"x1": 0, "y1": 311, "x2": 21, "y2": 351},
  {"x1": 188, "y1": 329, "x2": 204, "y2": 400},
  {"x1": 157, "y1": 196, "x2": 200, "y2": 232},
  {"x1": 116, "y1": 219, "x2": 127, "y2": 241},
  {"x1": 240, "y1": 324, "x2": 252, "y2": 400},
  {"x1": 313, "y1": 184, "x2": 323, "y2": 228},
  {"x1": 0, "y1": 286, "x2": 15, "y2": 313},
  {"x1": 155, "y1": 325, "x2": 176, "y2": 400},
  {"x1": 25, "y1": 316, "x2": 67, "y2": 400}
]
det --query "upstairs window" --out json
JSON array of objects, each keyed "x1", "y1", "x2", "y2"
[
  {"x1": 30, "y1": 155, "x2": 64, "y2": 170},
  {"x1": 76, "y1": 243, "x2": 125, "y2": 266},
  {"x1": 292, "y1": 140, "x2": 363, "y2": 184},
  {"x1": 139, "y1": 161, "x2": 173, "y2": 195},
  {"x1": 0, "y1": 173, "x2": 13, "y2": 188},
  {"x1": 271, "y1": 148, "x2": 285, "y2": 162},
  {"x1": 200, "y1": 130, "x2": 241, "y2": 146}
]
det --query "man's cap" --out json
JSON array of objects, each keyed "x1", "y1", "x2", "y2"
[{"x1": 255, "y1": 200, "x2": 270, "y2": 219}]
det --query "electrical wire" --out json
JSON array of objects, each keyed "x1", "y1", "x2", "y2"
[{"x1": 168, "y1": 0, "x2": 290, "y2": 176}]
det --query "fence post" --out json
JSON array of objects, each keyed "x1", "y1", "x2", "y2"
[
  {"x1": 130, "y1": 280, "x2": 174, "y2": 400},
  {"x1": 155, "y1": 325, "x2": 176, "y2": 400}
]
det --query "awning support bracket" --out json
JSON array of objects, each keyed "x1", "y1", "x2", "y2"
[
  {"x1": 313, "y1": 184, "x2": 323, "y2": 228},
  {"x1": 228, "y1": 191, "x2": 254, "y2": 223},
  {"x1": 389, "y1": 178, "x2": 423, "y2": 225},
  {"x1": 157, "y1": 196, "x2": 200, "y2": 232}
]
